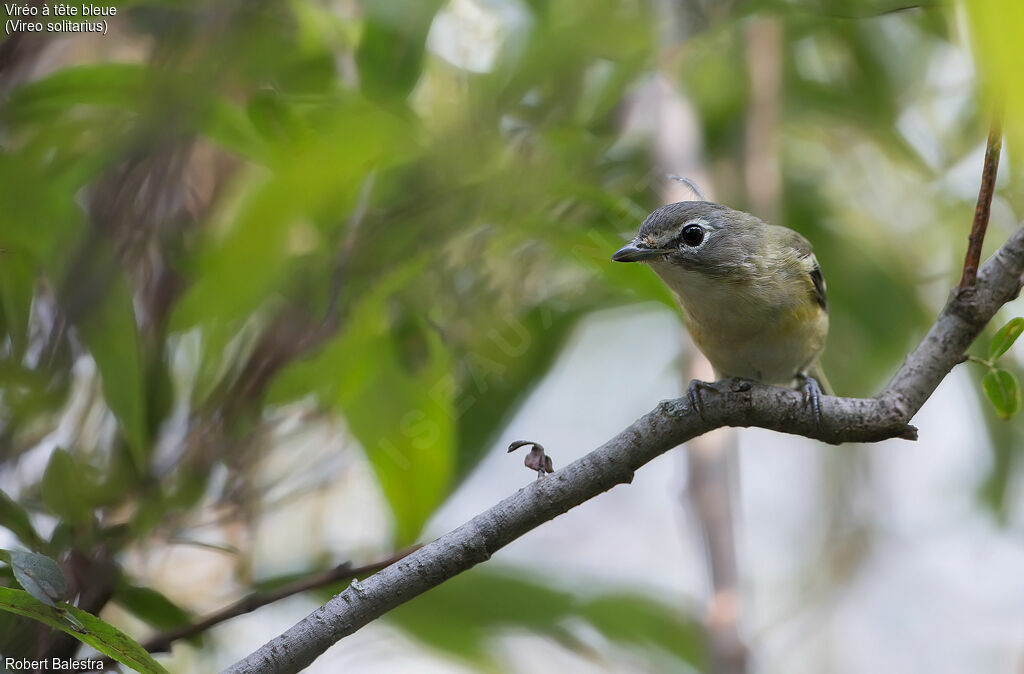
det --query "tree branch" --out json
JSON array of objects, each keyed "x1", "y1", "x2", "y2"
[
  {"x1": 959, "y1": 115, "x2": 1003, "y2": 290},
  {"x1": 226, "y1": 222, "x2": 1024, "y2": 674}
]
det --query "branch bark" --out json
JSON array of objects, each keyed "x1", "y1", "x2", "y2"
[{"x1": 226, "y1": 223, "x2": 1024, "y2": 674}]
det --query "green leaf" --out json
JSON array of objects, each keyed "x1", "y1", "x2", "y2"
[
  {"x1": 0, "y1": 490, "x2": 45, "y2": 551},
  {"x1": 386, "y1": 568, "x2": 574, "y2": 667},
  {"x1": 0, "y1": 154, "x2": 84, "y2": 269},
  {"x1": 973, "y1": 376, "x2": 1024, "y2": 521},
  {"x1": 269, "y1": 264, "x2": 455, "y2": 544},
  {"x1": 114, "y1": 579, "x2": 193, "y2": 633},
  {"x1": 0, "y1": 586, "x2": 170, "y2": 674},
  {"x1": 2, "y1": 550, "x2": 68, "y2": 607},
  {"x1": 356, "y1": 0, "x2": 445, "y2": 103},
  {"x1": 579, "y1": 594, "x2": 707, "y2": 670},
  {"x1": 387, "y1": 567, "x2": 707, "y2": 671},
  {"x1": 967, "y1": 0, "x2": 1024, "y2": 155},
  {"x1": 983, "y1": 368, "x2": 1021, "y2": 420},
  {"x1": 0, "y1": 250, "x2": 35, "y2": 360},
  {"x1": 203, "y1": 99, "x2": 270, "y2": 162},
  {"x1": 1, "y1": 64, "x2": 146, "y2": 124},
  {"x1": 0, "y1": 609, "x2": 38, "y2": 660},
  {"x1": 989, "y1": 318, "x2": 1024, "y2": 361},
  {"x1": 3, "y1": 63, "x2": 267, "y2": 162},
  {"x1": 41, "y1": 449, "x2": 98, "y2": 525},
  {"x1": 247, "y1": 89, "x2": 304, "y2": 143},
  {"x1": 454, "y1": 304, "x2": 582, "y2": 478},
  {"x1": 171, "y1": 98, "x2": 413, "y2": 333},
  {"x1": 335, "y1": 302, "x2": 455, "y2": 544},
  {"x1": 77, "y1": 269, "x2": 148, "y2": 469}
]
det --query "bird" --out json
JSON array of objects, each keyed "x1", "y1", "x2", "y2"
[{"x1": 612, "y1": 199, "x2": 830, "y2": 415}]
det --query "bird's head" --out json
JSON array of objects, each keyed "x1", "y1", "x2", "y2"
[{"x1": 611, "y1": 201, "x2": 765, "y2": 279}]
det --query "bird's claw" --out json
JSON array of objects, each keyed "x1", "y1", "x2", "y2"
[
  {"x1": 686, "y1": 379, "x2": 716, "y2": 420},
  {"x1": 796, "y1": 374, "x2": 824, "y2": 425}
]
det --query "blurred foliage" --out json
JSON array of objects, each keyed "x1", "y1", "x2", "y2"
[
  {"x1": 0, "y1": 0, "x2": 1021, "y2": 669},
  {"x1": 383, "y1": 566, "x2": 707, "y2": 671},
  {"x1": 967, "y1": 0, "x2": 1024, "y2": 153}
]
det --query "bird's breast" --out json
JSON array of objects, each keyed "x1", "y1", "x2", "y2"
[{"x1": 650, "y1": 262, "x2": 827, "y2": 385}]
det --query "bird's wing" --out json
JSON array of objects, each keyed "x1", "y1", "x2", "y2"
[{"x1": 769, "y1": 225, "x2": 828, "y2": 311}]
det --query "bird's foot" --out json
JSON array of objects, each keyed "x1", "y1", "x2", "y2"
[
  {"x1": 686, "y1": 379, "x2": 723, "y2": 420},
  {"x1": 687, "y1": 378, "x2": 755, "y2": 419},
  {"x1": 796, "y1": 373, "x2": 824, "y2": 424}
]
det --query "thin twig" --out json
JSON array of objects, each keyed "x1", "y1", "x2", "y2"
[
  {"x1": 959, "y1": 114, "x2": 1003, "y2": 291},
  {"x1": 325, "y1": 170, "x2": 376, "y2": 326},
  {"x1": 94, "y1": 546, "x2": 419, "y2": 668},
  {"x1": 789, "y1": 2, "x2": 939, "y2": 20},
  {"x1": 150, "y1": 546, "x2": 418, "y2": 653}
]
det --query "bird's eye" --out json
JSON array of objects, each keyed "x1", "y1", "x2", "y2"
[{"x1": 681, "y1": 224, "x2": 704, "y2": 247}]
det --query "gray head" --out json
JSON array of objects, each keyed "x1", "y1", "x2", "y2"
[{"x1": 611, "y1": 201, "x2": 766, "y2": 278}]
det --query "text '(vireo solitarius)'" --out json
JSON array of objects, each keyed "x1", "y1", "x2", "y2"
[{"x1": 613, "y1": 200, "x2": 829, "y2": 412}]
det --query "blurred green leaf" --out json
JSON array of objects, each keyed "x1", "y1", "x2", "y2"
[
  {"x1": 0, "y1": 491, "x2": 45, "y2": 551},
  {"x1": 247, "y1": 89, "x2": 304, "y2": 143},
  {"x1": 0, "y1": 362, "x2": 71, "y2": 437},
  {"x1": 337, "y1": 309, "x2": 454, "y2": 543},
  {"x1": 204, "y1": 99, "x2": 270, "y2": 161},
  {"x1": 0, "y1": 586, "x2": 170, "y2": 674},
  {"x1": 171, "y1": 98, "x2": 413, "y2": 335},
  {"x1": 357, "y1": 0, "x2": 444, "y2": 103},
  {"x1": 0, "y1": 154, "x2": 84, "y2": 269},
  {"x1": 387, "y1": 566, "x2": 706, "y2": 671},
  {"x1": 579, "y1": 594, "x2": 707, "y2": 670},
  {"x1": 966, "y1": 0, "x2": 1024, "y2": 153},
  {"x1": 114, "y1": 578, "x2": 193, "y2": 634},
  {"x1": 3, "y1": 62, "x2": 265, "y2": 161},
  {"x1": 386, "y1": 567, "x2": 574, "y2": 667},
  {"x1": 454, "y1": 304, "x2": 582, "y2": 477},
  {"x1": 41, "y1": 449, "x2": 99, "y2": 526},
  {"x1": 1, "y1": 550, "x2": 68, "y2": 607},
  {"x1": 270, "y1": 264, "x2": 454, "y2": 544},
  {"x1": 0, "y1": 250, "x2": 34, "y2": 360},
  {"x1": 983, "y1": 367, "x2": 1021, "y2": 420},
  {"x1": 0, "y1": 609, "x2": 38, "y2": 661},
  {"x1": 77, "y1": 271, "x2": 148, "y2": 469},
  {"x1": 989, "y1": 317, "x2": 1024, "y2": 361},
  {"x1": 1, "y1": 64, "x2": 146, "y2": 124}
]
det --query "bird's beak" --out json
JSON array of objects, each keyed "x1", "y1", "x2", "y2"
[{"x1": 611, "y1": 243, "x2": 670, "y2": 263}]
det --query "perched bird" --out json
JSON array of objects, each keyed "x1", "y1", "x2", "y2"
[{"x1": 612, "y1": 199, "x2": 829, "y2": 412}]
